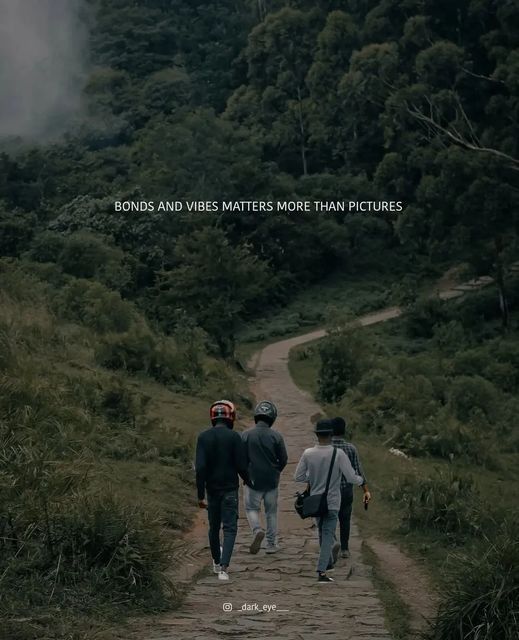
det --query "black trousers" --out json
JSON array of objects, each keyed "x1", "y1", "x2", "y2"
[
  {"x1": 207, "y1": 489, "x2": 238, "y2": 568},
  {"x1": 338, "y1": 486, "x2": 353, "y2": 551}
]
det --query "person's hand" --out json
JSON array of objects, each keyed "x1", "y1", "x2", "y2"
[
  {"x1": 198, "y1": 499, "x2": 207, "y2": 509},
  {"x1": 363, "y1": 491, "x2": 372, "y2": 505}
]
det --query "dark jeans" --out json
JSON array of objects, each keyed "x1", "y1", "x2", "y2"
[
  {"x1": 338, "y1": 486, "x2": 353, "y2": 551},
  {"x1": 207, "y1": 489, "x2": 238, "y2": 568}
]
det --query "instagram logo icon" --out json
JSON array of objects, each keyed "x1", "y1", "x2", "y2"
[{"x1": 223, "y1": 603, "x2": 233, "y2": 612}]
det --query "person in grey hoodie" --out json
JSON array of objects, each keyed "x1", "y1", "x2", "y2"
[
  {"x1": 242, "y1": 401, "x2": 288, "y2": 554},
  {"x1": 294, "y1": 419, "x2": 364, "y2": 583}
]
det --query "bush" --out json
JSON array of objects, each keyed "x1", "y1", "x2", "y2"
[
  {"x1": 28, "y1": 231, "x2": 137, "y2": 293},
  {"x1": 55, "y1": 279, "x2": 137, "y2": 333},
  {"x1": 432, "y1": 320, "x2": 468, "y2": 356},
  {"x1": 405, "y1": 296, "x2": 450, "y2": 338},
  {"x1": 452, "y1": 347, "x2": 494, "y2": 377},
  {"x1": 448, "y1": 375, "x2": 499, "y2": 423},
  {"x1": 317, "y1": 325, "x2": 372, "y2": 403},
  {"x1": 454, "y1": 286, "x2": 508, "y2": 328},
  {"x1": 52, "y1": 494, "x2": 171, "y2": 594},
  {"x1": 96, "y1": 326, "x2": 195, "y2": 387},
  {"x1": 357, "y1": 368, "x2": 391, "y2": 396},
  {"x1": 390, "y1": 471, "x2": 488, "y2": 543},
  {"x1": 430, "y1": 526, "x2": 519, "y2": 640},
  {"x1": 392, "y1": 415, "x2": 494, "y2": 465}
]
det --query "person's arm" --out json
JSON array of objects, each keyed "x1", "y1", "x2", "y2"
[
  {"x1": 234, "y1": 433, "x2": 251, "y2": 486},
  {"x1": 195, "y1": 434, "x2": 207, "y2": 507},
  {"x1": 294, "y1": 452, "x2": 308, "y2": 482},
  {"x1": 275, "y1": 433, "x2": 288, "y2": 472},
  {"x1": 349, "y1": 444, "x2": 371, "y2": 504},
  {"x1": 337, "y1": 449, "x2": 363, "y2": 485}
]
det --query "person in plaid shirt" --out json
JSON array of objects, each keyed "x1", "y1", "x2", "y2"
[{"x1": 331, "y1": 417, "x2": 371, "y2": 558}]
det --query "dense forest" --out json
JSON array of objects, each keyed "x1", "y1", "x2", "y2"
[
  {"x1": 1, "y1": 0, "x2": 518, "y2": 638},
  {"x1": 2, "y1": 0, "x2": 517, "y2": 352}
]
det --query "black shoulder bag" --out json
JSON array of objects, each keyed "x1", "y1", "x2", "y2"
[{"x1": 295, "y1": 447, "x2": 337, "y2": 519}]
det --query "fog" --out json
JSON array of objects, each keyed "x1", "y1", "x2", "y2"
[{"x1": 0, "y1": 0, "x2": 86, "y2": 139}]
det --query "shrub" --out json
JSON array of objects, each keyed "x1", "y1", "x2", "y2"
[
  {"x1": 25, "y1": 231, "x2": 66, "y2": 263},
  {"x1": 448, "y1": 375, "x2": 499, "y2": 423},
  {"x1": 96, "y1": 326, "x2": 193, "y2": 386},
  {"x1": 452, "y1": 348, "x2": 494, "y2": 377},
  {"x1": 390, "y1": 471, "x2": 488, "y2": 543},
  {"x1": 392, "y1": 416, "x2": 494, "y2": 465},
  {"x1": 98, "y1": 378, "x2": 150, "y2": 427},
  {"x1": 31, "y1": 231, "x2": 137, "y2": 292},
  {"x1": 317, "y1": 325, "x2": 372, "y2": 403},
  {"x1": 357, "y1": 368, "x2": 391, "y2": 396},
  {"x1": 52, "y1": 494, "x2": 171, "y2": 595},
  {"x1": 55, "y1": 279, "x2": 136, "y2": 333},
  {"x1": 430, "y1": 526, "x2": 519, "y2": 640},
  {"x1": 455, "y1": 286, "x2": 508, "y2": 328},
  {"x1": 405, "y1": 296, "x2": 450, "y2": 338},
  {"x1": 432, "y1": 320, "x2": 468, "y2": 356},
  {"x1": 483, "y1": 361, "x2": 518, "y2": 393}
]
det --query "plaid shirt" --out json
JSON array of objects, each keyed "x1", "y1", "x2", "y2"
[{"x1": 331, "y1": 437, "x2": 366, "y2": 490}]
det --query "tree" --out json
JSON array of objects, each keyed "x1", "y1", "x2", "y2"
[
  {"x1": 225, "y1": 7, "x2": 321, "y2": 175},
  {"x1": 153, "y1": 227, "x2": 274, "y2": 356}
]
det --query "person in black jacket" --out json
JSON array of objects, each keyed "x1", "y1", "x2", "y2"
[
  {"x1": 242, "y1": 401, "x2": 288, "y2": 554},
  {"x1": 195, "y1": 399, "x2": 249, "y2": 581}
]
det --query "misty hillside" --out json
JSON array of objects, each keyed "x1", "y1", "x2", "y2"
[{"x1": 0, "y1": 1, "x2": 518, "y2": 639}]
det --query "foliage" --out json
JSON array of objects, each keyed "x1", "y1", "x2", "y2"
[
  {"x1": 317, "y1": 322, "x2": 372, "y2": 403},
  {"x1": 152, "y1": 227, "x2": 274, "y2": 356},
  {"x1": 55, "y1": 278, "x2": 137, "y2": 333},
  {"x1": 430, "y1": 527, "x2": 519, "y2": 640},
  {"x1": 390, "y1": 471, "x2": 488, "y2": 543}
]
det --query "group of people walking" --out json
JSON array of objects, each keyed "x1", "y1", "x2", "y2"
[{"x1": 195, "y1": 399, "x2": 371, "y2": 583}]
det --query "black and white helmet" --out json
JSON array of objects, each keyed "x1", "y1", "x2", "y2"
[{"x1": 254, "y1": 400, "x2": 278, "y2": 425}]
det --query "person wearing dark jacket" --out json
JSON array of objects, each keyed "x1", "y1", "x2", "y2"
[
  {"x1": 195, "y1": 400, "x2": 250, "y2": 581},
  {"x1": 242, "y1": 401, "x2": 288, "y2": 554}
]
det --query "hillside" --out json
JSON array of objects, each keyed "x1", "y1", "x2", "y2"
[{"x1": 0, "y1": 259, "x2": 251, "y2": 639}]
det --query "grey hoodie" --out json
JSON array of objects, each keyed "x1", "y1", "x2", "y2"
[{"x1": 242, "y1": 420, "x2": 288, "y2": 491}]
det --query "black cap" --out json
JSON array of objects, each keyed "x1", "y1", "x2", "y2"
[{"x1": 314, "y1": 419, "x2": 333, "y2": 435}]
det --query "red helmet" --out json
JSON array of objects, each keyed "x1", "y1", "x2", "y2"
[{"x1": 210, "y1": 400, "x2": 236, "y2": 425}]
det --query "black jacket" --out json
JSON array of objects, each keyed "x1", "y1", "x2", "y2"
[
  {"x1": 195, "y1": 423, "x2": 250, "y2": 499},
  {"x1": 242, "y1": 420, "x2": 288, "y2": 491}
]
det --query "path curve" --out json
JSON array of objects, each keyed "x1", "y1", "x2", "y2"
[
  {"x1": 131, "y1": 274, "x2": 500, "y2": 639},
  {"x1": 141, "y1": 314, "x2": 402, "y2": 640}
]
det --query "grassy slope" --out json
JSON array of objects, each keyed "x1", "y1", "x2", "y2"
[{"x1": 0, "y1": 263, "x2": 251, "y2": 639}]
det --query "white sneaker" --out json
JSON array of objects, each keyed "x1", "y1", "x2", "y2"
[
  {"x1": 218, "y1": 570, "x2": 230, "y2": 581},
  {"x1": 213, "y1": 546, "x2": 223, "y2": 573}
]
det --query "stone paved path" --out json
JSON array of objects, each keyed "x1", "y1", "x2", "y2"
[{"x1": 145, "y1": 317, "x2": 398, "y2": 640}]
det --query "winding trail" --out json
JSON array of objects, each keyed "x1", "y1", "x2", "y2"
[
  {"x1": 142, "y1": 311, "x2": 408, "y2": 640},
  {"x1": 137, "y1": 273, "x2": 498, "y2": 639}
]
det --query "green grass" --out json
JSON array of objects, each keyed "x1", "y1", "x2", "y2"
[
  {"x1": 0, "y1": 260, "x2": 252, "y2": 640},
  {"x1": 287, "y1": 324, "x2": 519, "y2": 583}
]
